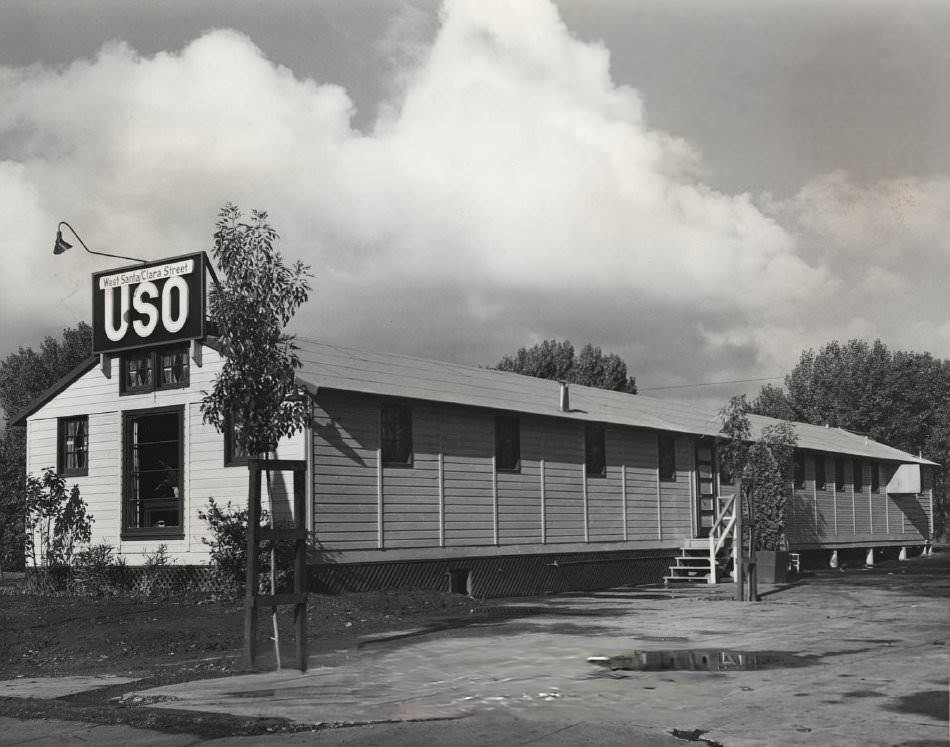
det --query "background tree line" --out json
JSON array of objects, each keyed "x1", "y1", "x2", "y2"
[
  {"x1": 495, "y1": 339, "x2": 638, "y2": 394},
  {"x1": 0, "y1": 323, "x2": 93, "y2": 571}
]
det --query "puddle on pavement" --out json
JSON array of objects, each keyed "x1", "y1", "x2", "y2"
[{"x1": 587, "y1": 649, "x2": 811, "y2": 672}]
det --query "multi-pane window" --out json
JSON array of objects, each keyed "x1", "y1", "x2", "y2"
[
  {"x1": 121, "y1": 344, "x2": 189, "y2": 394},
  {"x1": 58, "y1": 416, "x2": 88, "y2": 477},
  {"x1": 224, "y1": 412, "x2": 249, "y2": 467},
  {"x1": 834, "y1": 457, "x2": 844, "y2": 491},
  {"x1": 815, "y1": 454, "x2": 826, "y2": 490},
  {"x1": 871, "y1": 462, "x2": 880, "y2": 493},
  {"x1": 494, "y1": 415, "x2": 520, "y2": 472},
  {"x1": 124, "y1": 407, "x2": 183, "y2": 536},
  {"x1": 852, "y1": 459, "x2": 863, "y2": 491},
  {"x1": 793, "y1": 451, "x2": 805, "y2": 489},
  {"x1": 659, "y1": 435, "x2": 676, "y2": 482},
  {"x1": 381, "y1": 402, "x2": 412, "y2": 465},
  {"x1": 585, "y1": 424, "x2": 606, "y2": 477}
]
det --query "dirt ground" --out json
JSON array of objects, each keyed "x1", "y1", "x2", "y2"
[{"x1": 0, "y1": 584, "x2": 491, "y2": 738}]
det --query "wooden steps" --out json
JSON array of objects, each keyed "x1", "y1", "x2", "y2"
[{"x1": 664, "y1": 547, "x2": 713, "y2": 585}]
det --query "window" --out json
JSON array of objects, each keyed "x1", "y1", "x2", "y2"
[
  {"x1": 852, "y1": 459, "x2": 863, "y2": 491},
  {"x1": 494, "y1": 415, "x2": 520, "y2": 472},
  {"x1": 121, "y1": 344, "x2": 189, "y2": 394},
  {"x1": 870, "y1": 462, "x2": 880, "y2": 493},
  {"x1": 815, "y1": 454, "x2": 826, "y2": 490},
  {"x1": 58, "y1": 416, "x2": 88, "y2": 477},
  {"x1": 123, "y1": 407, "x2": 183, "y2": 538},
  {"x1": 224, "y1": 412, "x2": 249, "y2": 467},
  {"x1": 834, "y1": 457, "x2": 844, "y2": 491},
  {"x1": 659, "y1": 435, "x2": 676, "y2": 482},
  {"x1": 719, "y1": 463, "x2": 733, "y2": 485},
  {"x1": 585, "y1": 424, "x2": 606, "y2": 477},
  {"x1": 793, "y1": 451, "x2": 805, "y2": 489},
  {"x1": 381, "y1": 402, "x2": 412, "y2": 465}
]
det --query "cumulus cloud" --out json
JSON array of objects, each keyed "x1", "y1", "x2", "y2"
[{"x1": 5, "y1": 0, "x2": 936, "y2": 401}]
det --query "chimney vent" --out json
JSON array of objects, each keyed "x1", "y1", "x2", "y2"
[{"x1": 559, "y1": 381, "x2": 570, "y2": 412}]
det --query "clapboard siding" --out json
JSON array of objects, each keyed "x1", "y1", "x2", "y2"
[
  {"x1": 382, "y1": 402, "x2": 440, "y2": 547},
  {"x1": 311, "y1": 393, "x2": 691, "y2": 552},
  {"x1": 312, "y1": 391, "x2": 379, "y2": 549},
  {"x1": 623, "y1": 430, "x2": 661, "y2": 541},
  {"x1": 658, "y1": 436, "x2": 692, "y2": 540},
  {"x1": 784, "y1": 454, "x2": 931, "y2": 548},
  {"x1": 542, "y1": 419, "x2": 585, "y2": 542},
  {"x1": 26, "y1": 348, "x2": 303, "y2": 564},
  {"x1": 441, "y1": 407, "x2": 494, "y2": 546},
  {"x1": 497, "y1": 416, "x2": 543, "y2": 544}
]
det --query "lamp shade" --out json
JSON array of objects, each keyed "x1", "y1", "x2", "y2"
[{"x1": 53, "y1": 229, "x2": 73, "y2": 255}]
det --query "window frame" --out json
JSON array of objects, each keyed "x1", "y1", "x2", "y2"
[
  {"x1": 120, "y1": 344, "x2": 190, "y2": 396},
  {"x1": 870, "y1": 462, "x2": 880, "y2": 493},
  {"x1": 793, "y1": 451, "x2": 805, "y2": 490},
  {"x1": 852, "y1": 458, "x2": 863, "y2": 491},
  {"x1": 814, "y1": 454, "x2": 826, "y2": 490},
  {"x1": 834, "y1": 457, "x2": 845, "y2": 492},
  {"x1": 380, "y1": 401, "x2": 413, "y2": 467},
  {"x1": 494, "y1": 415, "x2": 521, "y2": 473},
  {"x1": 223, "y1": 411, "x2": 249, "y2": 468},
  {"x1": 57, "y1": 415, "x2": 89, "y2": 477},
  {"x1": 585, "y1": 423, "x2": 606, "y2": 478},
  {"x1": 121, "y1": 405, "x2": 185, "y2": 540},
  {"x1": 658, "y1": 434, "x2": 677, "y2": 482}
]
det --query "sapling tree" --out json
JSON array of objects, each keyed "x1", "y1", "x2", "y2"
[
  {"x1": 201, "y1": 203, "x2": 312, "y2": 667},
  {"x1": 719, "y1": 395, "x2": 797, "y2": 600},
  {"x1": 719, "y1": 395, "x2": 797, "y2": 552},
  {"x1": 201, "y1": 204, "x2": 312, "y2": 454}
]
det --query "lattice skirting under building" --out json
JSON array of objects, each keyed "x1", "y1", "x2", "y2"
[
  {"x1": 309, "y1": 550, "x2": 677, "y2": 598},
  {"x1": 21, "y1": 565, "x2": 234, "y2": 596}
]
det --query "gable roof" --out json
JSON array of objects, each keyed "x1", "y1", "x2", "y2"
[
  {"x1": 8, "y1": 356, "x2": 99, "y2": 427},
  {"x1": 293, "y1": 339, "x2": 937, "y2": 466}
]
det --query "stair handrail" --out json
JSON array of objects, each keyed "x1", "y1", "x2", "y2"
[{"x1": 707, "y1": 493, "x2": 737, "y2": 584}]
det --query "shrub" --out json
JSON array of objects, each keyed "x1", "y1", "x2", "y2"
[
  {"x1": 72, "y1": 543, "x2": 127, "y2": 596},
  {"x1": 198, "y1": 498, "x2": 295, "y2": 596},
  {"x1": 24, "y1": 468, "x2": 93, "y2": 568}
]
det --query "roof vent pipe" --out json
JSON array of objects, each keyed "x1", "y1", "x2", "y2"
[{"x1": 559, "y1": 381, "x2": 570, "y2": 412}]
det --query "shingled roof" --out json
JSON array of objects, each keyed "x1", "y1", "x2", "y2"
[{"x1": 293, "y1": 339, "x2": 936, "y2": 466}]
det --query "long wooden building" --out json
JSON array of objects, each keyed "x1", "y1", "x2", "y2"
[{"x1": 15, "y1": 334, "x2": 936, "y2": 596}]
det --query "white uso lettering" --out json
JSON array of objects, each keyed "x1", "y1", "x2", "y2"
[
  {"x1": 104, "y1": 285, "x2": 129, "y2": 342},
  {"x1": 161, "y1": 276, "x2": 189, "y2": 333},
  {"x1": 131, "y1": 281, "x2": 159, "y2": 337}
]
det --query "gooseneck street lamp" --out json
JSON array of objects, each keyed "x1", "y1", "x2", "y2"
[{"x1": 53, "y1": 221, "x2": 147, "y2": 265}]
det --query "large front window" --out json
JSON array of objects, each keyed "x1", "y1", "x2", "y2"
[{"x1": 123, "y1": 407, "x2": 183, "y2": 537}]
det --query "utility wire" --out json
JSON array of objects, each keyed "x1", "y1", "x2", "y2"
[{"x1": 639, "y1": 376, "x2": 785, "y2": 392}]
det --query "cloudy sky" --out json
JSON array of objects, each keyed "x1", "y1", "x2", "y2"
[{"x1": 1, "y1": 0, "x2": 948, "y2": 407}]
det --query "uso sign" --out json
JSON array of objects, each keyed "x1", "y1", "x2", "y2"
[{"x1": 92, "y1": 252, "x2": 208, "y2": 354}]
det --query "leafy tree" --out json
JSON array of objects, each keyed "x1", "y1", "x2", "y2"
[
  {"x1": 0, "y1": 322, "x2": 92, "y2": 420},
  {"x1": 200, "y1": 204, "x2": 312, "y2": 455},
  {"x1": 0, "y1": 323, "x2": 92, "y2": 573},
  {"x1": 750, "y1": 338, "x2": 950, "y2": 539},
  {"x1": 200, "y1": 203, "x2": 312, "y2": 666},
  {"x1": 496, "y1": 339, "x2": 637, "y2": 394},
  {"x1": 719, "y1": 395, "x2": 797, "y2": 553}
]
